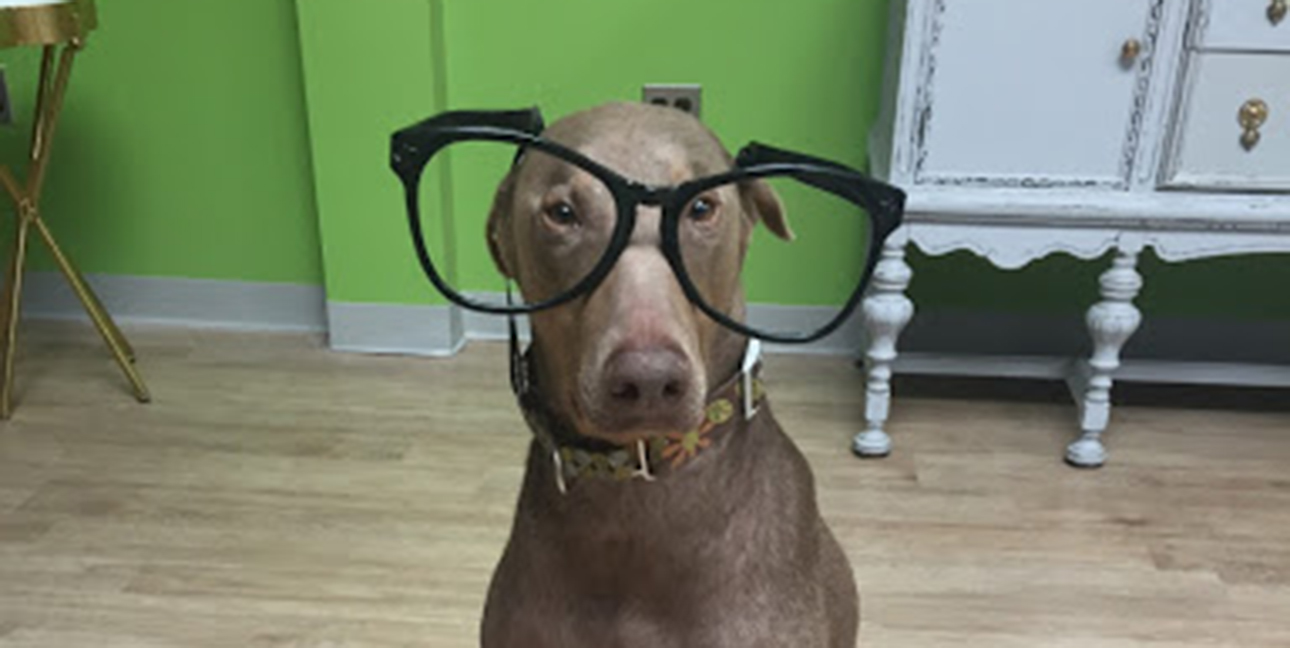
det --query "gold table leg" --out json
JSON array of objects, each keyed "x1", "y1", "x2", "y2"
[
  {"x1": 0, "y1": 38, "x2": 149, "y2": 419},
  {"x1": 0, "y1": 217, "x2": 31, "y2": 419}
]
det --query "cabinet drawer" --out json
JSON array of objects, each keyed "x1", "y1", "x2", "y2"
[
  {"x1": 1162, "y1": 52, "x2": 1290, "y2": 192},
  {"x1": 1193, "y1": 0, "x2": 1290, "y2": 53}
]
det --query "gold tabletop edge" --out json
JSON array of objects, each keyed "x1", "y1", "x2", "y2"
[{"x1": 0, "y1": 0, "x2": 97, "y2": 50}]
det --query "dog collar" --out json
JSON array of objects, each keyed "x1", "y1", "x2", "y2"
[{"x1": 513, "y1": 339, "x2": 766, "y2": 495}]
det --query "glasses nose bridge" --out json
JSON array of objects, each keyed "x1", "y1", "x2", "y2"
[
  {"x1": 620, "y1": 183, "x2": 673, "y2": 248},
  {"x1": 627, "y1": 181, "x2": 672, "y2": 209},
  {"x1": 612, "y1": 181, "x2": 671, "y2": 246}
]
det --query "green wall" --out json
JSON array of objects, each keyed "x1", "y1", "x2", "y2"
[
  {"x1": 1, "y1": 0, "x2": 1283, "y2": 325},
  {"x1": 0, "y1": 0, "x2": 321, "y2": 284}
]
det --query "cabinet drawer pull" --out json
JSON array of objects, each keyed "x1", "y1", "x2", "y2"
[
  {"x1": 1238, "y1": 99, "x2": 1269, "y2": 151},
  {"x1": 1272, "y1": 0, "x2": 1288, "y2": 26},
  {"x1": 1120, "y1": 38, "x2": 1142, "y2": 66}
]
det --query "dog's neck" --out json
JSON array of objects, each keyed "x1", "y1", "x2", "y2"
[
  {"x1": 515, "y1": 401, "x2": 786, "y2": 597},
  {"x1": 512, "y1": 337, "x2": 766, "y2": 495}
]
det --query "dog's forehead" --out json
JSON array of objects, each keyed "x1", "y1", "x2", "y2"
[{"x1": 539, "y1": 103, "x2": 732, "y2": 185}]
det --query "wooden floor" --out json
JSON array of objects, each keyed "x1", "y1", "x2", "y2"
[{"x1": 1, "y1": 323, "x2": 1287, "y2": 647}]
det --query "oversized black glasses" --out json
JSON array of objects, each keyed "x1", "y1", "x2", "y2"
[{"x1": 390, "y1": 108, "x2": 905, "y2": 344}]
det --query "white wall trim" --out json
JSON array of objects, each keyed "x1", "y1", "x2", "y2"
[{"x1": 22, "y1": 272, "x2": 325, "y2": 332}]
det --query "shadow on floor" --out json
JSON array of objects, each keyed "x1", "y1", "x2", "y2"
[{"x1": 882, "y1": 371, "x2": 1290, "y2": 414}]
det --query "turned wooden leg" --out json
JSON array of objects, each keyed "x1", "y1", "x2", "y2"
[
  {"x1": 854, "y1": 232, "x2": 914, "y2": 458},
  {"x1": 1067, "y1": 247, "x2": 1143, "y2": 468}
]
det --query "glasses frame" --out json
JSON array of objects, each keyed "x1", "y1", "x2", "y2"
[{"x1": 390, "y1": 108, "x2": 905, "y2": 344}]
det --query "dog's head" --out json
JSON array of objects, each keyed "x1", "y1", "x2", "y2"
[{"x1": 486, "y1": 102, "x2": 792, "y2": 443}]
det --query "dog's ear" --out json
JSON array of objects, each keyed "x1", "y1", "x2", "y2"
[
  {"x1": 740, "y1": 179, "x2": 795, "y2": 241},
  {"x1": 486, "y1": 172, "x2": 518, "y2": 278}
]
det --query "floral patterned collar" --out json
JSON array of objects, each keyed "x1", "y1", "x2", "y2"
[{"x1": 514, "y1": 341, "x2": 766, "y2": 494}]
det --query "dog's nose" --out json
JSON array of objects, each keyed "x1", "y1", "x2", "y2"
[{"x1": 602, "y1": 347, "x2": 695, "y2": 424}]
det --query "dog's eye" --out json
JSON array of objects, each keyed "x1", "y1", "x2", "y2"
[
  {"x1": 686, "y1": 197, "x2": 718, "y2": 222},
  {"x1": 544, "y1": 202, "x2": 579, "y2": 227}
]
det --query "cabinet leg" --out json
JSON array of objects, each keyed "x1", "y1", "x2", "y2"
[
  {"x1": 854, "y1": 234, "x2": 914, "y2": 458},
  {"x1": 1067, "y1": 247, "x2": 1142, "y2": 468}
]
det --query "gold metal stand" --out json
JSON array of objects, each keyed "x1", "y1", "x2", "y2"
[{"x1": 0, "y1": 0, "x2": 148, "y2": 418}]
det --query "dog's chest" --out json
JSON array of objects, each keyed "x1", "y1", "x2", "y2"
[
  {"x1": 486, "y1": 584, "x2": 826, "y2": 648},
  {"x1": 482, "y1": 416, "x2": 844, "y2": 648},
  {"x1": 485, "y1": 495, "x2": 833, "y2": 646}
]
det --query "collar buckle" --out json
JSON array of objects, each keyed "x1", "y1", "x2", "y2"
[
  {"x1": 550, "y1": 448, "x2": 569, "y2": 495},
  {"x1": 631, "y1": 438, "x2": 656, "y2": 482},
  {"x1": 741, "y1": 338, "x2": 762, "y2": 420}
]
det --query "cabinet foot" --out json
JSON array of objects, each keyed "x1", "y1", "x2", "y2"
[
  {"x1": 1065, "y1": 434, "x2": 1107, "y2": 468},
  {"x1": 852, "y1": 429, "x2": 893, "y2": 458}
]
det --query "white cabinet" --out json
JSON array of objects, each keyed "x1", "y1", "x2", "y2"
[{"x1": 860, "y1": 0, "x2": 1290, "y2": 467}]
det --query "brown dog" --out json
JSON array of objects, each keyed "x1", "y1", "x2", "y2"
[{"x1": 481, "y1": 102, "x2": 857, "y2": 647}]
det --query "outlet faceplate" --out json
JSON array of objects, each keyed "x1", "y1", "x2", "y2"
[
  {"x1": 0, "y1": 67, "x2": 11, "y2": 126},
  {"x1": 642, "y1": 84, "x2": 701, "y2": 119}
]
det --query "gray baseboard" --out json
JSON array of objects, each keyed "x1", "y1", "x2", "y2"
[
  {"x1": 325, "y1": 301, "x2": 463, "y2": 357},
  {"x1": 19, "y1": 274, "x2": 1289, "y2": 385},
  {"x1": 895, "y1": 309, "x2": 1290, "y2": 388},
  {"x1": 901, "y1": 309, "x2": 1290, "y2": 365},
  {"x1": 896, "y1": 353, "x2": 1290, "y2": 388},
  {"x1": 16, "y1": 277, "x2": 861, "y2": 357},
  {"x1": 21, "y1": 272, "x2": 325, "y2": 332},
  {"x1": 330, "y1": 297, "x2": 1290, "y2": 371},
  {"x1": 747, "y1": 303, "x2": 865, "y2": 355},
  {"x1": 350, "y1": 294, "x2": 867, "y2": 356}
]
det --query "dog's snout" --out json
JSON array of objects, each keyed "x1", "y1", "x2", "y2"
[
  {"x1": 605, "y1": 347, "x2": 691, "y2": 406},
  {"x1": 597, "y1": 346, "x2": 700, "y2": 432}
]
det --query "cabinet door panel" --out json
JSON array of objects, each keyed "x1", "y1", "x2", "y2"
[{"x1": 915, "y1": 0, "x2": 1161, "y2": 188}]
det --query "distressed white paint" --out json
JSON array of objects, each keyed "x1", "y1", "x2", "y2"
[
  {"x1": 905, "y1": 186, "x2": 1290, "y2": 227},
  {"x1": 868, "y1": 0, "x2": 1290, "y2": 465}
]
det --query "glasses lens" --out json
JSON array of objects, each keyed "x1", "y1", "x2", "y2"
[
  {"x1": 677, "y1": 171, "x2": 874, "y2": 340},
  {"x1": 414, "y1": 140, "x2": 619, "y2": 309}
]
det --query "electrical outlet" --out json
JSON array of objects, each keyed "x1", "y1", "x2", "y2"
[
  {"x1": 0, "y1": 67, "x2": 11, "y2": 126},
  {"x1": 642, "y1": 84, "x2": 701, "y2": 119}
]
